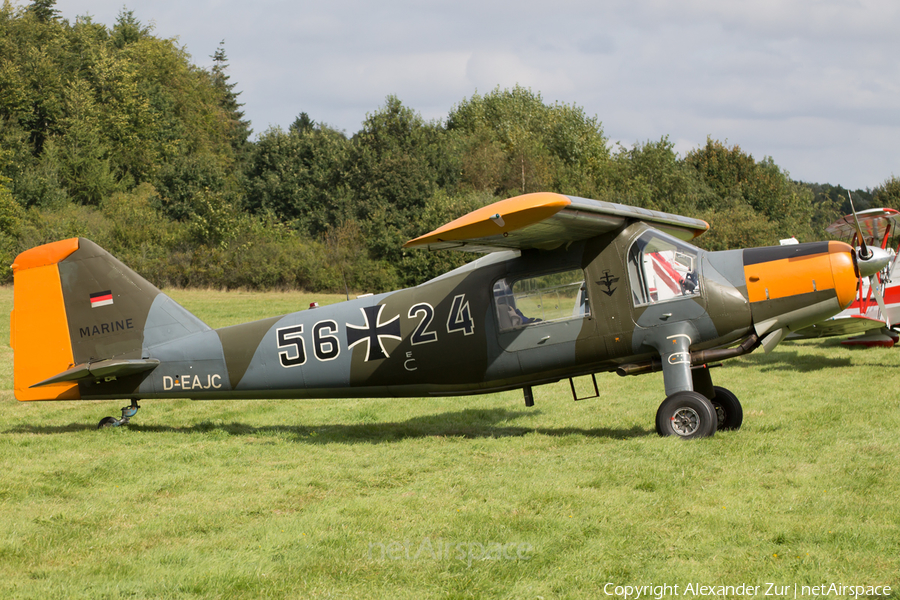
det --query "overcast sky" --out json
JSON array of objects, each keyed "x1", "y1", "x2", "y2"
[{"x1": 49, "y1": 0, "x2": 900, "y2": 190}]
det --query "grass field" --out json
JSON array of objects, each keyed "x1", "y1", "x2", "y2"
[{"x1": 1, "y1": 287, "x2": 898, "y2": 599}]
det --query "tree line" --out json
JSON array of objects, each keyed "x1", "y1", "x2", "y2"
[{"x1": 1, "y1": 1, "x2": 898, "y2": 292}]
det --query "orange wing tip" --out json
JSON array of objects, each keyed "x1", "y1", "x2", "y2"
[
  {"x1": 11, "y1": 238, "x2": 79, "y2": 273},
  {"x1": 693, "y1": 221, "x2": 710, "y2": 238},
  {"x1": 404, "y1": 192, "x2": 572, "y2": 248}
]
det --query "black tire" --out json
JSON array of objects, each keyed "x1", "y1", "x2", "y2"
[
  {"x1": 710, "y1": 386, "x2": 743, "y2": 431},
  {"x1": 98, "y1": 416, "x2": 119, "y2": 429},
  {"x1": 887, "y1": 328, "x2": 900, "y2": 345},
  {"x1": 656, "y1": 391, "x2": 717, "y2": 439}
]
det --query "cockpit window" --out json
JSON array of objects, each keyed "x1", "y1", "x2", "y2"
[
  {"x1": 493, "y1": 269, "x2": 590, "y2": 332},
  {"x1": 627, "y1": 231, "x2": 701, "y2": 306}
]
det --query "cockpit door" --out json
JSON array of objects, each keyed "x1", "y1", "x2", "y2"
[
  {"x1": 493, "y1": 269, "x2": 595, "y2": 372},
  {"x1": 626, "y1": 229, "x2": 708, "y2": 328}
]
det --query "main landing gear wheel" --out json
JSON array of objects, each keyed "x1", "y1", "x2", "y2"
[
  {"x1": 656, "y1": 391, "x2": 717, "y2": 439},
  {"x1": 709, "y1": 386, "x2": 743, "y2": 431}
]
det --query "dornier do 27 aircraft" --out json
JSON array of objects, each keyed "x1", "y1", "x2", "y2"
[{"x1": 11, "y1": 192, "x2": 891, "y2": 438}]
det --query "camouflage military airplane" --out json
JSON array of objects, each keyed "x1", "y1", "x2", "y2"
[{"x1": 11, "y1": 192, "x2": 891, "y2": 438}]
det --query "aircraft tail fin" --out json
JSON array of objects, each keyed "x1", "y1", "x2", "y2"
[{"x1": 11, "y1": 238, "x2": 209, "y2": 401}]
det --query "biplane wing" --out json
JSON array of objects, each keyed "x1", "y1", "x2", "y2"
[
  {"x1": 404, "y1": 192, "x2": 709, "y2": 252},
  {"x1": 826, "y1": 207, "x2": 900, "y2": 241}
]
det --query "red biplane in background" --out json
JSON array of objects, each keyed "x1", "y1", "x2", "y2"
[{"x1": 791, "y1": 207, "x2": 900, "y2": 347}]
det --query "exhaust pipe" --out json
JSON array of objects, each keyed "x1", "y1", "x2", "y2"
[{"x1": 616, "y1": 333, "x2": 761, "y2": 377}]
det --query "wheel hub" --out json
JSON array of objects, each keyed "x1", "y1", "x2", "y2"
[{"x1": 670, "y1": 407, "x2": 700, "y2": 436}]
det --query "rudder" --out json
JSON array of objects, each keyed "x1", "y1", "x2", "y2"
[{"x1": 11, "y1": 239, "x2": 81, "y2": 400}]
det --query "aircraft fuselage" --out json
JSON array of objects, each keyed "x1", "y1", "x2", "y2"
[{"x1": 73, "y1": 223, "x2": 853, "y2": 402}]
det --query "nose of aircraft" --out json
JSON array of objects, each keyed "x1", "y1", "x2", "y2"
[
  {"x1": 743, "y1": 241, "x2": 859, "y2": 312},
  {"x1": 737, "y1": 241, "x2": 861, "y2": 347}
]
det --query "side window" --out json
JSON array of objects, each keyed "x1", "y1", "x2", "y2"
[
  {"x1": 627, "y1": 231, "x2": 701, "y2": 306},
  {"x1": 493, "y1": 269, "x2": 590, "y2": 332}
]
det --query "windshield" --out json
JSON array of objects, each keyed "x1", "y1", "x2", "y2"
[{"x1": 627, "y1": 230, "x2": 701, "y2": 306}]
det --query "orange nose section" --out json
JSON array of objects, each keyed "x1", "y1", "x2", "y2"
[
  {"x1": 827, "y1": 241, "x2": 858, "y2": 309},
  {"x1": 743, "y1": 241, "x2": 857, "y2": 306}
]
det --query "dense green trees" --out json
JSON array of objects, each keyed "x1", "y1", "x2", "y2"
[
  {"x1": 872, "y1": 176, "x2": 900, "y2": 210},
  {"x1": 246, "y1": 118, "x2": 351, "y2": 233},
  {"x1": 683, "y1": 139, "x2": 823, "y2": 250},
  {"x1": 0, "y1": 1, "x2": 892, "y2": 292},
  {"x1": 447, "y1": 86, "x2": 609, "y2": 198}
]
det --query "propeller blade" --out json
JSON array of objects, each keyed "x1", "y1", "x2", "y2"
[{"x1": 848, "y1": 191, "x2": 872, "y2": 260}]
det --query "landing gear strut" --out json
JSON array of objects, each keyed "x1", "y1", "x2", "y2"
[{"x1": 97, "y1": 400, "x2": 140, "y2": 429}]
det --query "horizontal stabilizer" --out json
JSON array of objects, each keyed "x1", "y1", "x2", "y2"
[{"x1": 30, "y1": 358, "x2": 160, "y2": 388}]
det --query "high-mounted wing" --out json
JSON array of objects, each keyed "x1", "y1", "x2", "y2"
[{"x1": 404, "y1": 192, "x2": 709, "y2": 252}]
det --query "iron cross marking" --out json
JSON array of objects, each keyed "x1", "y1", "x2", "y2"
[
  {"x1": 598, "y1": 270, "x2": 620, "y2": 297},
  {"x1": 346, "y1": 305, "x2": 402, "y2": 361}
]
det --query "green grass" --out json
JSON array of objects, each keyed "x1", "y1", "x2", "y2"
[{"x1": 1, "y1": 287, "x2": 899, "y2": 599}]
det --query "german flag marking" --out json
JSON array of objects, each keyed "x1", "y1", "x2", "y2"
[{"x1": 90, "y1": 290, "x2": 114, "y2": 308}]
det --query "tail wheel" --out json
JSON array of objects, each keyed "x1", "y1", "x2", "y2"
[
  {"x1": 656, "y1": 391, "x2": 717, "y2": 439},
  {"x1": 97, "y1": 400, "x2": 140, "y2": 430},
  {"x1": 710, "y1": 386, "x2": 743, "y2": 431}
]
